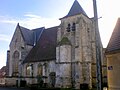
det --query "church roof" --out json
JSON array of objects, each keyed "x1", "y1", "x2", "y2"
[
  {"x1": 23, "y1": 26, "x2": 58, "y2": 63},
  {"x1": 19, "y1": 25, "x2": 34, "y2": 46},
  {"x1": 32, "y1": 27, "x2": 45, "y2": 44},
  {"x1": 18, "y1": 24, "x2": 44, "y2": 46},
  {"x1": 106, "y1": 18, "x2": 120, "y2": 54},
  {"x1": 61, "y1": 0, "x2": 87, "y2": 19}
]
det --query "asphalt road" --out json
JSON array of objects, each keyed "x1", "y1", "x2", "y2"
[{"x1": 0, "y1": 87, "x2": 30, "y2": 90}]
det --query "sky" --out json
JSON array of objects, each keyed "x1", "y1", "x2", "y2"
[{"x1": 0, "y1": 0, "x2": 120, "y2": 69}]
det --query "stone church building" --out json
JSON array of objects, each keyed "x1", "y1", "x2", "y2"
[{"x1": 6, "y1": 0, "x2": 105, "y2": 89}]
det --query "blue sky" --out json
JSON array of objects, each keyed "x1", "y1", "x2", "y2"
[{"x1": 0, "y1": 0, "x2": 120, "y2": 68}]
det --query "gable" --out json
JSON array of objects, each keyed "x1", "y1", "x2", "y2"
[
  {"x1": 10, "y1": 23, "x2": 45, "y2": 49},
  {"x1": 9, "y1": 24, "x2": 24, "y2": 49}
]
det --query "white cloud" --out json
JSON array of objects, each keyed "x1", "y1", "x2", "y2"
[
  {"x1": 0, "y1": 34, "x2": 11, "y2": 42},
  {"x1": 0, "y1": 14, "x2": 60, "y2": 29}
]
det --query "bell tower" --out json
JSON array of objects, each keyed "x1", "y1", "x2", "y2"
[{"x1": 56, "y1": 0, "x2": 94, "y2": 89}]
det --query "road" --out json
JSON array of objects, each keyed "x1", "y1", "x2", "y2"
[{"x1": 0, "y1": 87, "x2": 30, "y2": 90}]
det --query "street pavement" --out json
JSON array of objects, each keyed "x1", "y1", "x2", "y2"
[{"x1": 0, "y1": 87, "x2": 30, "y2": 90}]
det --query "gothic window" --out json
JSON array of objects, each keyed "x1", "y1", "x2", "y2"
[
  {"x1": 12, "y1": 51, "x2": 19, "y2": 76},
  {"x1": 26, "y1": 64, "x2": 33, "y2": 76},
  {"x1": 26, "y1": 65, "x2": 31, "y2": 76},
  {"x1": 43, "y1": 63, "x2": 48, "y2": 76},
  {"x1": 66, "y1": 23, "x2": 71, "y2": 32},
  {"x1": 72, "y1": 23, "x2": 76, "y2": 31},
  {"x1": 37, "y1": 64, "x2": 43, "y2": 76},
  {"x1": 13, "y1": 51, "x2": 19, "y2": 59}
]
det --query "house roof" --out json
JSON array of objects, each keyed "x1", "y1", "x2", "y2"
[
  {"x1": 23, "y1": 26, "x2": 58, "y2": 63},
  {"x1": 18, "y1": 24, "x2": 45, "y2": 46},
  {"x1": 60, "y1": 0, "x2": 87, "y2": 19},
  {"x1": 106, "y1": 18, "x2": 120, "y2": 53}
]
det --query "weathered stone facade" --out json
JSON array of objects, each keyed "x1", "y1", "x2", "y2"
[
  {"x1": 6, "y1": 0, "x2": 105, "y2": 89},
  {"x1": 56, "y1": 13, "x2": 98, "y2": 89},
  {"x1": 9, "y1": 25, "x2": 33, "y2": 77}
]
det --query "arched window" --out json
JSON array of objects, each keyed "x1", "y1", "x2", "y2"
[
  {"x1": 26, "y1": 64, "x2": 33, "y2": 76},
  {"x1": 13, "y1": 51, "x2": 19, "y2": 59},
  {"x1": 72, "y1": 23, "x2": 76, "y2": 31},
  {"x1": 37, "y1": 64, "x2": 43, "y2": 76},
  {"x1": 12, "y1": 51, "x2": 19, "y2": 76},
  {"x1": 26, "y1": 65, "x2": 31, "y2": 76},
  {"x1": 66, "y1": 24, "x2": 71, "y2": 32}
]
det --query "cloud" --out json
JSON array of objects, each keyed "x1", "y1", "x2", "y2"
[
  {"x1": 0, "y1": 34, "x2": 11, "y2": 42},
  {"x1": 0, "y1": 16, "x2": 17, "y2": 25},
  {"x1": 0, "y1": 14, "x2": 60, "y2": 29}
]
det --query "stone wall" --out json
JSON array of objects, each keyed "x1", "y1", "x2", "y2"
[
  {"x1": 9, "y1": 26, "x2": 33, "y2": 77},
  {"x1": 5, "y1": 77, "x2": 17, "y2": 86},
  {"x1": 0, "y1": 77, "x2": 6, "y2": 86},
  {"x1": 23, "y1": 60, "x2": 56, "y2": 86},
  {"x1": 106, "y1": 53, "x2": 120, "y2": 90},
  {"x1": 56, "y1": 14, "x2": 97, "y2": 89}
]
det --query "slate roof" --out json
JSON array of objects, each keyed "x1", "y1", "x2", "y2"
[
  {"x1": 23, "y1": 26, "x2": 58, "y2": 63},
  {"x1": 32, "y1": 27, "x2": 45, "y2": 44},
  {"x1": 19, "y1": 26, "x2": 34, "y2": 46},
  {"x1": 18, "y1": 24, "x2": 45, "y2": 46},
  {"x1": 106, "y1": 18, "x2": 120, "y2": 54},
  {"x1": 60, "y1": 0, "x2": 87, "y2": 19}
]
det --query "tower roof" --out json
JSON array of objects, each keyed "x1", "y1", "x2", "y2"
[
  {"x1": 106, "y1": 18, "x2": 120, "y2": 53},
  {"x1": 61, "y1": 0, "x2": 87, "y2": 19}
]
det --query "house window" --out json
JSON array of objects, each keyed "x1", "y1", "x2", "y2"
[
  {"x1": 66, "y1": 24, "x2": 71, "y2": 32},
  {"x1": 72, "y1": 23, "x2": 76, "y2": 31}
]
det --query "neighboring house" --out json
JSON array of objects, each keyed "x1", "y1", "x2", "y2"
[
  {"x1": 6, "y1": 0, "x2": 105, "y2": 89},
  {"x1": 0, "y1": 66, "x2": 6, "y2": 86},
  {"x1": 106, "y1": 18, "x2": 120, "y2": 90}
]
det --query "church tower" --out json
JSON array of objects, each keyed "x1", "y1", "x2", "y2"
[{"x1": 56, "y1": 0, "x2": 97, "y2": 89}]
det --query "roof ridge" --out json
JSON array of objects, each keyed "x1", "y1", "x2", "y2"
[
  {"x1": 19, "y1": 25, "x2": 30, "y2": 31},
  {"x1": 45, "y1": 26, "x2": 59, "y2": 30},
  {"x1": 31, "y1": 27, "x2": 45, "y2": 31}
]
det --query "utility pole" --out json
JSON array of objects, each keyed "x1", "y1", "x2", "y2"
[{"x1": 93, "y1": 0, "x2": 103, "y2": 90}]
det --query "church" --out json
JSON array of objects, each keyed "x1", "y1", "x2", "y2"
[{"x1": 6, "y1": 0, "x2": 106, "y2": 89}]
